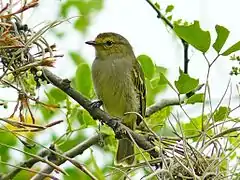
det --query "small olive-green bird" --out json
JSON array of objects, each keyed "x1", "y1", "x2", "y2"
[{"x1": 86, "y1": 32, "x2": 146, "y2": 165}]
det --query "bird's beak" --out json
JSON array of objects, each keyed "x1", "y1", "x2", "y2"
[{"x1": 85, "y1": 40, "x2": 97, "y2": 46}]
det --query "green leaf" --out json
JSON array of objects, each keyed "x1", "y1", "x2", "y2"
[
  {"x1": 74, "y1": 17, "x2": 89, "y2": 32},
  {"x1": 75, "y1": 63, "x2": 92, "y2": 98},
  {"x1": 60, "y1": 1, "x2": 75, "y2": 17},
  {"x1": 167, "y1": 15, "x2": 172, "y2": 21},
  {"x1": 64, "y1": 168, "x2": 89, "y2": 180},
  {"x1": 14, "y1": 171, "x2": 35, "y2": 180},
  {"x1": 182, "y1": 116, "x2": 202, "y2": 138},
  {"x1": 44, "y1": 90, "x2": 55, "y2": 104},
  {"x1": 0, "y1": 131, "x2": 17, "y2": 173},
  {"x1": 43, "y1": 89, "x2": 64, "y2": 120},
  {"x1": 48, "y1": 88, "x2": 67, "y2": 103},
  {"x1": 174, "y1": 19, "x2": 182, "y2": 26},
  {"x1": 38, "y1": 105, "x2": 56, "y2": 122},
  {"x1": 69, "y1": 51, "x2": 86, "y2": 65},
  {"x1": 174, "y1": 21, "x2": 211, "y2": 52},
  {"x1": 230, "y1": 151, "x2": 236, "y2": 160},
  {"x1": 181, "y1": 115, "x2": 212, "y2": 141},
  {"x1": 174, "y1": 69, "x2": 199, "y2": 94},
  {"x1": 88, "y1": 0, "x2": 104, "y2": 11},
  {"x1": 229, "y1": 131, "x2": 240, "y2": 147},
  {"x1": 158, "y1": 72, "x2": 175, "y2": 92},
  {"x1": 150, "y1": 77, "x2": 160, "y2": 89},
  {"x1": 213, "y1": 25, "x2": 230, "y2": 53},
  {"x1": 186, "y1": 93, "x2": 204, "y2": 104},
  {"x1": 146, "y1": 107, "x2": 171, "y2": 131},
  {"x1": 137, "y1": 55, "x2": 155, "y2": 80},
  {"x1": 72, "y1": 109, "x2": 96, "y2": 127},
  {"x1": 213, "y1": 106, "x2": 230, "y2": 122},
  {"x1": 61, "y1": 2, "x2": 88, "y2": 17},
  {"x1": 100, "y1": 125, "x2": 115, "y2": 136},
  {"x1": 165, "y1": 5, "x2": 174, "y2": 13},
  {"x1": 154, "y1": 2, "x2": 160, "y2": 10},
  {"x1": 60, "y1": 0, "x2": 103, "y2": 33},
  {"x1": 222, "y1": 41, "x2": 240, "y2": 56},
  {"x1": 69, "y1": 107, "x2": 85, "y2": 126},
  {"x1": 103, "y1": 135, "x2": 117, "y2": 152},
  {"x1": 146, "y1": 67, "x2": 168, "y2": 106},
  {"x1": 159, "y1": 72, "x2": 169, "y2": 85},
  {"x1": 83, "y1": 110, "x2": 96, "y2": 126},
  {"x1": 155, "y1": 65, "x2": 167, "y2": 75}
]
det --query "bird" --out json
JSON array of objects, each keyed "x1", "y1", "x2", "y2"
[{"x1": 86, "y1": 32, "x2": 146, "y2": 165}]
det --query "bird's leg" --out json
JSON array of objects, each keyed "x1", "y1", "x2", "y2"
[
  {"x1": 106, "y1": 117, "x2": 125, "y2": 139},
  {"x1": 90, "y1": 100, "x2": 103, "y2": 109}
]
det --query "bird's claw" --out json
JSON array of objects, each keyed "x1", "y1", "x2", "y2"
[
  {"x1": 90, "y1": 100, "x2": 103, "y2": 109},
  {"x1": 147, "y1": 134, "x2": 156, "y2": 143}
]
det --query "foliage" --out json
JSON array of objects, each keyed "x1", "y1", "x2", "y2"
[
  {"x1": 60, "y1": 0, "x2": 104, "y2": 33},
  {"x1": 137, "y1": 54, "x2": 168, "y2": 106}
]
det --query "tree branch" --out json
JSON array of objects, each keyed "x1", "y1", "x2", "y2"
[
  {"x1": 145, "y1": 0, "x2": 190, "y2": 74},
  {"x1": 2, "y1": 133, "x2": 106, "y2": 180},
  {"x1": 146, "y1": 84, "x2": 204, "y2": 117},
  {"x1": 146, "y1": 97, "x2": 183, "y2": 117}
]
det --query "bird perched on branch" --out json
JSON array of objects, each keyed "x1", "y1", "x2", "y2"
[{"x1": 86, "y1": 32, "x2": 146, "y2": 165}]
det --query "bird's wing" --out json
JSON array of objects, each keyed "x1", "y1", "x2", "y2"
[{"x1": 132, "y1": 60, "x2": 146, "y2": 125}]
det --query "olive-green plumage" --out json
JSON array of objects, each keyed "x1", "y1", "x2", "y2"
[{"x1": 86, "y1": 32, "x2": 146, "y2": 165}]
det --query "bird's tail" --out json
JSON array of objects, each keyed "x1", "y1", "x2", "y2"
[{"x1": 116, "y1": 138, "x2": 134, "y2": 165}]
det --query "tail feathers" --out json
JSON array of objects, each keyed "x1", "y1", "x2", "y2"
[{"x1": 116, "y1": 138, "x2": 134, "y2": 165}]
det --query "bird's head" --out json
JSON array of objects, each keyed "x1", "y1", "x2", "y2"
[{"x1": 85, "y1": 32, "x2": 134, "y2": 59}]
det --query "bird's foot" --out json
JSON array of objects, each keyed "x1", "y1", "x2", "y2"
[
  {"x1": 61, "y1": 79, "x2": 71, "y2": 88},
  {"x1": 90, "y1": 100, "x2": 103, "y2": 109},
  {"x1": 147, "y1": 134, "x2": 156, "y2": 143}
]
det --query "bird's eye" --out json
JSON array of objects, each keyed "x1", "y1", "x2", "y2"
[{"x1": 105, "y1": 40, "x2": 113, "y2": 46}]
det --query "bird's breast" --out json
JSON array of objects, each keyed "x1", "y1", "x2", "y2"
[{"x1": 92, "y1": 58, "x2": 138, "y2": 117}]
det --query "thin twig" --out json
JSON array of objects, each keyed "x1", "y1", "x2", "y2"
[
  {"x1": 145, "y1": 0, "x2": 189, "y2": 74},
  {"x1": 2, "y1": 133, "x2": 105, "y2": 180},
  {"x1": 31, "y1": 133, "x2": 106, "y2": 180},
  {"x1": 0, "y1": 160, "x2": 58, "y2": 180},
  {"x1": 0, "y1": 142, "x2": 68, "y2": 176}
]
